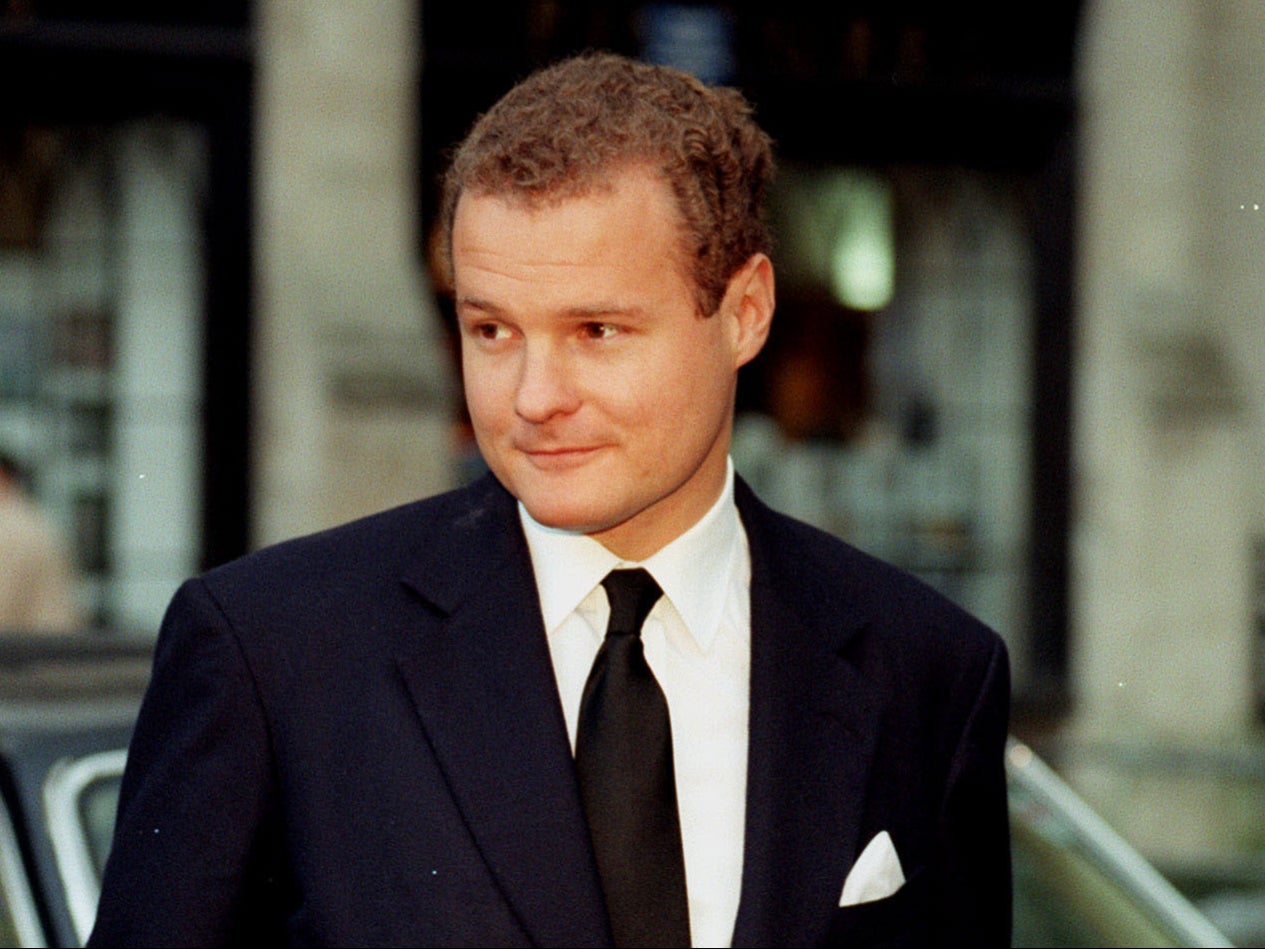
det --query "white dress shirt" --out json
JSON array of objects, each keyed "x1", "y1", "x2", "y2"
[{"x1": 519, "y1": 461, "x2": 751, "y2": 949}]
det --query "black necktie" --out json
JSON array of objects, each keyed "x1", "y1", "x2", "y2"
[{"x1": 575, "y1": 568, "x2": 691, "y2": 948}]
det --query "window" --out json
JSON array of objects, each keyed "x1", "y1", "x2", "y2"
[{"x1": 0, "y1": 123, "x2": 207, "y2": 633}]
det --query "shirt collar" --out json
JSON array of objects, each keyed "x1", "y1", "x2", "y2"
[{"x1": 519, "y1": 459, "x2": 743, "y2": 652}]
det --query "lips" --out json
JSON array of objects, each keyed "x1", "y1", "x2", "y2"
[{"x1": 517, "y1": 444, "x2": 604, "y2": 470}]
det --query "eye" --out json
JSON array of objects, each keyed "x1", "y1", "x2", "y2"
[
  {"x1": 581, "y1": 322, "x2": 618, "y2": 340},
  {"x1": 472, "y1": 321, "x2": 511, "y2": 341}
]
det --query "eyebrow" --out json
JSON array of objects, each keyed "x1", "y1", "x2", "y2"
[
  {"x1": 455, "y1": 297, "x2": 647, "y2": 321},
  {"x1": 561, "y1": 304, "x2": 647, "y2": 321},
  {"x1": 454, "y1": 295, "x2": 501, "y2": 315}
]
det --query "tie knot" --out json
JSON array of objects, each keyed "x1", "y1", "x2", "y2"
[{"x1": 601, "y1": 568, "x2": 663, "y2": 638}]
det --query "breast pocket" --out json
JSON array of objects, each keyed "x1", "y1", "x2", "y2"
[{"x1": 821, "y1": 867, "x2": 929, "y2": 948}]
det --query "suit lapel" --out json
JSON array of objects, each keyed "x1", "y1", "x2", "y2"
[
  {"x1": 395, "y1": 477, "x2": 610, "y2": 948},
  {"x1": 731, "y1": 481, "x2": 886, "y2": 948},
  {"x1": 389, "y1": 476, "x2": 885, "y2": 947}
]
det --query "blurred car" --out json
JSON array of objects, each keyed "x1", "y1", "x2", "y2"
[
  {"x1": 0, "y1": 635, "x2": 1235, "y2": 947},
  {"x1": 1008, "y1": 738, "x2": 1233, "y2": 947},
  {"x1": 0, "y1": 633, "x2": 150, "y2": 948}
]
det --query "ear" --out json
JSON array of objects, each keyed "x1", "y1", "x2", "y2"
[{"x1": 719, "y1": 253, "x2": 775, "y2": 369}]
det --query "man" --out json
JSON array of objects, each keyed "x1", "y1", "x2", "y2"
[
  {"x1": 0, "y1": 452, "x2": 80, "y2": 633},
  {"x1": 90, "y1": 51, "x2": 1010, "y2": 947}
]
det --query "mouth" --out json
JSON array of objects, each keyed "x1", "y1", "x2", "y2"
[{"x1": 517, "y1": 445, "x2": 604, "y2": 470}]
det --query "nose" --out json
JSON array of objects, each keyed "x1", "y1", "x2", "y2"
[{"x1": 514, "y1": 341, "x2": 580, "y2": 423}]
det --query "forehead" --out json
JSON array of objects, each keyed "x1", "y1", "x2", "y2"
[
  {"x1": 450, "y1": 168, "x2": 693, "y2": 300},
  {"x1": 455, "y1": 162, "x2": 682, "y2": 238}
]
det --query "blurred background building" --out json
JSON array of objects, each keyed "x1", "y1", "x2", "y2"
[{"x1": 2, "y1": 0, "x2": 1264, "y2": 927}]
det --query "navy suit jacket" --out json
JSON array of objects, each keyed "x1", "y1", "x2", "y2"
[{"x1": 90, "y1": 474, "x2": 1010, "y2": 947}]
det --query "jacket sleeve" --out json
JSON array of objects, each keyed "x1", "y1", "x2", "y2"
[
  {"x1": 934, "y1": 634, "x2": 1012, "y2": 946},
  {"x1": 88, "y1": 577, "x2": 288, "y2": 947}
]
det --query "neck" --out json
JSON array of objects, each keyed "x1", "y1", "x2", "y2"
[{"x1": 587, "y1": 458, "x2": 732, "y2": 562}]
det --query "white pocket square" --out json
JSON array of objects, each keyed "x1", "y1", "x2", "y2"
[{"x1": 839, "y1": 831, "x2": 906, "y2": 907}]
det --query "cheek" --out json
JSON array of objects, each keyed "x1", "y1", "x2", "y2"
[
  {"x1": 667, "y1": 335, "x2": 733, "y2": 408},
  {"x1": 462, "y1": 362, "x2": 504, "y2": 431},
  {"x1": 632, "y1": 348, "x2": 730, "y2": 440}
]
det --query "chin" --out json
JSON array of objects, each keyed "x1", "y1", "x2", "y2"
[
  {"x1": 498, "y1": 468, "x2": 606, "y2": 528},
  {"x1": 520, "y1": 504, "x2": 598, "y2": 534},
  {"x1": 516, "y1": 493, "x2": 623, "y2": 536}
]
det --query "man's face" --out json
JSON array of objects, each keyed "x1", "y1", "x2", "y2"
[{"x1": 452, "y1": 166, "x2": 771, "y2": 560}]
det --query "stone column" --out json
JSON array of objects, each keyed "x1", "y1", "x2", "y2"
[
  {"x1": 254, "y1": 0, "x2": 456, "y2": 546},
  {"x1": 1069, "y1": 0, "x2": 1259, "y2": 866}
]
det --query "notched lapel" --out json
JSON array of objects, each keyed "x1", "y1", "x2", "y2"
[
  {"x1": 732, "y1": 483, "x2": 887, "y2": 948},
  {"x1": 395, "y1": 479, "x2": 610, "y2": 948}
]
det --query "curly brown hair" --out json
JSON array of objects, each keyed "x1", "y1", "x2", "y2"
[{"x1": 439, "y1": 50, "x2": 775, "y2": 315}]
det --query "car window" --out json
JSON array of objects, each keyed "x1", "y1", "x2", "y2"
[
  {"x1": 0, "y1": 794, "x2": 45, "y2": 948},
  {"x1": 44, "y1": 749, "x2": 127, "y2": 946},
  {"x1": 76, "y1": 773, "x2": 120, "y2": 883},
  {"x1": 1012, "y1": 780, "x2": 1180, "y2": 946},
  {"x1": 1008, "y1": 740, "x2": 1231, "y2": 948}
]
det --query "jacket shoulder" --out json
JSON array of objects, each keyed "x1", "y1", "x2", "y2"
[
  {"x1": 737, "y1": 477, "x2": 1005, "y2": 667},
  {"x1": 189, "y1": 475, "x2": 514, "y2": 626}
]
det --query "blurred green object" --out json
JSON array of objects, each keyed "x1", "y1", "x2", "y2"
[{"x1": 1009, "y1": 739, "x2": 1233, "y2": 948}]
